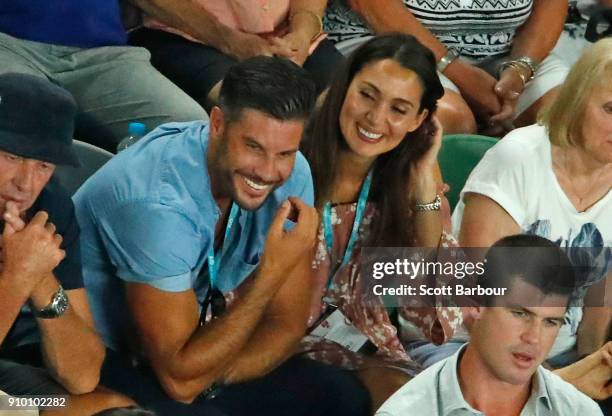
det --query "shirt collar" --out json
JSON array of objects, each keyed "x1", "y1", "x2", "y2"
[
  {"x1": 527, "y1": 367, "x2": 553, "y2": 412},
  {"x1": 439, "y1": 344, "x2": 551, "y2": 416},
  {"x1": 439, "y1": 344, "x2": 483, "y2": 415}
]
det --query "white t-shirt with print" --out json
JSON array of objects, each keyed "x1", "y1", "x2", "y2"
[{"x1": 452, "y1": 124, "x2": 611, "y2": 357}]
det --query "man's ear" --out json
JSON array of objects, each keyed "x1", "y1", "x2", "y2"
[{"x1": 210, "y1": 106, "x2": 225, "y2": 139}]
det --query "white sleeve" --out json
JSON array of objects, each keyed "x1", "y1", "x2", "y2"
[{"x1": 456, "y1": 135, "x2": 531, "y2": 228}]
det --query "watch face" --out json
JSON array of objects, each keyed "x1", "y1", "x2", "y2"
[{"x1": 55, "y1": 291, "x2": 69, "y2": 315}]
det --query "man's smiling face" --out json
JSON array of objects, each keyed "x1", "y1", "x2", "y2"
[{"x1": 208, "y1": 108, "x2": 304, "y2": 211}]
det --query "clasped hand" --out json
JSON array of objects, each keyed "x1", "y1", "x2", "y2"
[
  {"x1": 259, "y1": 197, "x2": 319, "y2": 279},
  {"x1": 0, "y1": 201, "x2": 65, "y2": 293}
]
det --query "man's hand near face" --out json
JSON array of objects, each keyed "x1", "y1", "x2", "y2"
[
  {"x1": 0, "y1": 205, "x2": 65, "y2": 346},
  {"x1": 1, "y1": 199, "x2": 107, "y2": 396},
  {"x1": 2, "y1": 207, "x2": 65, "y2": 293},
  {"x1": 258, "y1": 197, "x2": 319, "y2": 285}
]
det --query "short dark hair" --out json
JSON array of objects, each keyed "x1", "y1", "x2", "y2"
[
  {"x1": 219, "y1": 56, "x2": 317, "y2": 124},
  {"x1": 480, "y1": 234, "x2": 576, "y2": 306}
]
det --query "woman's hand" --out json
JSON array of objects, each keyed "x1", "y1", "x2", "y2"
[
  {"x1": 484, "y1": 67, "x2": 527, "y2": 136},
  {"x1": 226, "y1": 32, "x2": 293, "y2": 61},
  {"x1": 554, "y1": 341, "x2": 612, "y2": 400},
  {"x1": 409, "y1": 116, "x2": 443, "y2": 203},
  {"x1": 445, "y1": 61, "x2": 502, "y2": 126},
  {"x1": 269, "y1": 31, "x2": 311, "y2": 66}
]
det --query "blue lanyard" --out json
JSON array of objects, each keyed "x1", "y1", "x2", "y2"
[
  {"x1": 207, "y1": 203, "x2": 239, "y2": 290},
  {"x1": 322, "y1": 170, "x2": 372, "y2": 290}
]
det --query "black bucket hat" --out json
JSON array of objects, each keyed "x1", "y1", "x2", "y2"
[{"x1": 0, "y1": 73, "x2": 80, "y2": 167}]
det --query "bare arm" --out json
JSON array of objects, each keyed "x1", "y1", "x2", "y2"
[
  {"x1": 127, "y1": 199, "x2": 318, "y2": 403},
  {"x1": 222, "y1": 255, "x2": 313, "y2": 383},
  {"x1": 126, "y1": 267, "x2": 286, "y2": 403},
  {"x1": 133, "y1": 0, "x2": 237, "y2": 50},
  {"x1": 289, "y1": 0, "x2": 327, "y2": 35},
  {"x1": 511, "y1": 0, "x2": 568, "y2": 61},
  {"x1": 32, "y1": 277, "x2": 105, "y2": 395},
  {"x1": 577, "y1": 277, "x2": 612, "y2": 356},
  {"x1": 458, "y1": 193, "x2": 521, "y2": 247},
  {"x1": 348, "y1": 0, "x2": 500, "y2": 120},
  {"x1": 410, "y1": 118, "x2": 444, "y2": 247},
  {"x1": 0, "y1": 211, "x2": 64, "y2": 346},
  {"x1": 490, "y1": 0, "x2": 568, "y2": 127},
  {"x1": 349, "y1": 0, "x2": 446, "y2": 59},
  {"x1": 261, "y1": 0, "x2": 328, "y2": 65},
  {"x1": 554, "y1": 341, "x2": 612, "y2": 400},
  {"x1": 0, "y1": 274, "x2": 31, "y2": 345},
  {"x1": 131, "y1": 0, "x2": 289, "y2": 59},
  {"x1": 2, "y1": 204, "x2": 105, "y2": 394}
]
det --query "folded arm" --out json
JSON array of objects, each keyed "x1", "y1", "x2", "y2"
[
  {"x1": 577, "y1": 277, "x2": 612, "y2": 356},
  {"x1": 222, "y1": 255, "x2": 313, "y2": 383},
  {"x1": 0, "y1": 273, "x2": 31, "y2": 346},
  {"x1": 132, "y1": 0, "x2": 291, "y2": 59},
  {"x1": 33, "y1": 275, "x2": 105, "y2": 394},
  {"x1": 126, "y1": 263, "x2": 288, "y2": 403}
]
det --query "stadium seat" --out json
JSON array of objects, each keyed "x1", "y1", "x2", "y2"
[
  {"x1": 54, "y1": 140, "x2": 113, "y2": 195},
  {"x1": 438, "y1": 134, "x2": 498, "y2": 211}
]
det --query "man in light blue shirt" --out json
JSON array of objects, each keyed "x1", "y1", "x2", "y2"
[
  {"x1": 74, "y1": 57, "x2": 370, "y2": 415},
  {"x1": 377, "y1": 235, "x2": 603, "y2": 416}
]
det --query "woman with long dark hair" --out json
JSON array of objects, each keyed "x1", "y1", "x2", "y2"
[{"x1": 299, "y1": 34, "x2": 461, "y2": 411}]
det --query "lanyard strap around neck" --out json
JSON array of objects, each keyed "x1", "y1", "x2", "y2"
[
  {"x1": 322, "y1": 170, "x2": 373, "y2": 289},
  {"x1": 207, "y1": 203, "x2": 239, "y2": 290}
]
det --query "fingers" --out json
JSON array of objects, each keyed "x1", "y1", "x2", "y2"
[
  {"x1": 267, "y1": 37, "x2": 294, "y2": 58},
  {"x1": 2, "y1": 222, "x2": 16, "y2": 238},
  {"x1": 4, "y1": 201, "x2": 20, "y2": 218},
  {"x1": 489, "y1": 95, "x2": 518, "y2": 127},
  {"x1": 480, "y1": 122, "x2": 507, "y2": 138},
  {"x1": 3, "y1": 201, "x2": 26, "y2": 232},
  {"x1": 430, "y1": 116, "x2": 443, "y2": 150},
  {"x1": 53, "y1": 232, "x2": 64, "y2": 248},
  {"x1": 56, "y1": 248, "x2": 66, "y2": 263},
  {"x1": 30, "y1": 210, "x2": 50, "y2": 227},
  {"x1": 268, "y1": 200, "x2": 292, "y2": 236},
  {"x1": 45, "y1": 221, "x2": 57, "y2": 235},
  {"x1": 601, "y1": 342, "x2": 612, "y2": 367},
  {"x1": 415, "y1": 117, "x2": 444, "y2": 174},
  {"x1": 287, "y1": 197, "x2": 318, "y2": 234},
  {"x1": 3, "y1": 210, "x2": 62, "y2": 248}
]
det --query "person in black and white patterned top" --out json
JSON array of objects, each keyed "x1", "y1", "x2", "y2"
[{"x1": 324, "y1": 0, "x2": 569, "y2": 137}]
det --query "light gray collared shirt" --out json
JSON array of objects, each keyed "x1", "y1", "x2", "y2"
[{"x1": 376, "y1": 345, "x2": 602, "y2": 416}]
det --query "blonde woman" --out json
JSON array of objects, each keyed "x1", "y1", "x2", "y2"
[{"x1": 453, "y1": 38, "x2": 612, "y2": 367}]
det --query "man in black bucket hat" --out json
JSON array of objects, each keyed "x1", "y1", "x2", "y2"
[{"x1": 0, "y1": 73, "x2": 143, "y2": 414}]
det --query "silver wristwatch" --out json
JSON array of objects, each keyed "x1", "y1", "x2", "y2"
[
  {"x1": 32, "y1": 285, "x2": 69, "y2": 319},
  {"x1": 415, "y1": 195, "x2": 442, "y2": 212},
  {"x1": 437, "y1": 48, "x2": 460, "y2": 73}
]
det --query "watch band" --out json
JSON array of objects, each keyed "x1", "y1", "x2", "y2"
[
  {"x1": 32, "y1": 285, "x2": 69, "y2": 319},
  {"x1": 437, "y1": 49, "x2": 460, "y2": 73},
  {"x1": 415, "y1": 195, "x2": 442, "y2": 212}
]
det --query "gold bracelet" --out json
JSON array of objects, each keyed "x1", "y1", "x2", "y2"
[
  {"x1": 500, "y1": 62, "x2": 529, "y2": 86},
  {"x1": 290, "y1": 9, "x2": 323, "y2": 41}
]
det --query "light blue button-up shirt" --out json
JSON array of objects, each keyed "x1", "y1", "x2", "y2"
[
  {"x1": 73, "y1": 121, "x2": 313, "y2": 350},
  {"x1": 376, "y1": 345, "x2": 602, "y2": 416}
]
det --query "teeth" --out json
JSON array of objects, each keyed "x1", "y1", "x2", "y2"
[
  {"x1": 243, "y1": 176, "x2": 270, "y2": 191},
  {"x1": 358, "y1": 126, "x2": 382, "y2": 140}
]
